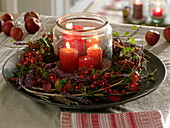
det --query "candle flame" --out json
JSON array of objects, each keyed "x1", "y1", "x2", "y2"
[
  {"x1": 94, "y1": 35, "x2": 99, "y2": 41},
  {"x1": 156, "y1": 7, "x2": 161, "y2": 12},
  {"x1": 84, "y1": 58, "x2": 87, "y2": 60},
  {"x1": 135, "y1": 0, "x2": 141, "y2": 5},
  {"x1": 88, "y1": 35, "x2": 99, "y2": 42},
  {"x1": 94, "y1": 44, "x2": 99, "y2": 48},
  {"x1": 156, "y1": 2, "x2": 161, "y2": 7},
  {"x1": 66, "y1": 23, "x2": 73, "y2": 29},
  {"x1": 66, "y1": 42, "x2": 70, "y2": 49}
]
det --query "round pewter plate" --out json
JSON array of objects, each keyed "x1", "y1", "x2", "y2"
[{"x1": 2, "y1": 49, "x2": 166, "y2": 109}]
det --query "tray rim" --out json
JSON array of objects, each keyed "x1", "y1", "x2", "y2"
[{"x1": 2, "y1": 49, "x2": 167, "y2": 109}]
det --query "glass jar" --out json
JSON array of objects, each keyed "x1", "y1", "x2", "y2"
[
  {"x1": 149, "y1": 0, "x2": 167, "y2": 23},
  {"x1": 53, "y1": 13, "x2": 112, "y2": 73}
]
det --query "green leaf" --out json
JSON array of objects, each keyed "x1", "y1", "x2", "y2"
[
  {"x1": 123, "y1": 31, "x2": 130, "y2": 36},
  {"x1": 112, "y1": 32, "x2": 119, "y2": 37},
  {"x1": 110, "y1": 74, "x2": 117, "y2": 78},
  {"x1": 40, "y1": 38, "x2": 50, "y2": 47},
  {"x1": 43, "y1": 71, "x2": 49, "y2": 77},
  {"x1": 129, "y1": 37, "x2": 136, "y2": 44},
  {"x1": 9, "y1": 39, "x2": 13, "y2": 42},
  {"x1": 91, "y1": 69, "x2": 96, "y2": 76},
  {"x1": 87, "y1": 90, "x2": 94, "y2": 96},
  {"x1": 101, "y1": 47, "x2": 107, "y2": 51},
  {"x1": 60, "y1": 78, "x2": 67, "y2": 83},
  {"x1": 123, "y1": 77, "x2": 132, "y2": 85},
  {"x1": 27, "y1": 41, "x2": 31, "y2": 44},
  {"x1": 59, "y1": 78, "x2": 68, "y2": 87},
  {"x1": 36, "y1": 51, "x2": 40, "y2": 54},
  {"x1": 40, "y1": 48, "x2": 45, "y2": 54},
  {"x1": 132, "y1": 25, "x2": 137, "y2": 30},
  {"x1": 55, "y1": 80, "x2": 60, "y2": 88},
  {"x1": 149, "y1": 77, "x2": 155, "y2": 81},
  {"x1": 123, "y1": 47, "x2": 131, "y2": 53},
  {"x1": 28, "y1": 70, "x2": 33, "y2": 73}
]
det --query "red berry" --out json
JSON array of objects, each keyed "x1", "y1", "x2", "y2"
[
  {"x1": 87, "y1": 76, "x2": 92, "y2": 81},
  {"x1": 92, "y1": 81, "x2": 98, "y2": 85},
  {"x1": 130, "y1": 83, "x2": 140, "y2": 91},
  {"x1": 24, "y1": 61, "x2": 30, "y2": 65},
  {"x1": 92, "y1": 74, "x2": 99, "y2": 81},
  {"x1": 130, "y1": 71, "x2": 140, "y2": 83},
  {"x1": 90, "y1": 84, "x2": 96, "y2": 89},
  {"x1": 63, "y1": 80, "x2": 72, "y2": 92},
  {"x1": 106, "y1": 96, "x2": 121, "y2": 102},
  {"x1": 43, "y1": 82, "x2": 51, "y2": 92},
  {"x1": 75, "y1": 86, "x2": 79, "y2": 91},
  {"x1": 103, "y1": 73, "x2": 111, "y2": 79}
]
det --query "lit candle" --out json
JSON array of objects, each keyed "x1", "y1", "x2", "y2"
[
  {"x1": 152, "y1": 7, "x2": 164, "y2": 17},
  {"x1": 79, "y1": 56, "x2": 94, "y2": 69},
  {"x1": 66, "y1": 23, "x2": 73, "y2": 29},
  {"x1": 135, "y1": 0, "x2": 141, "y2": 4},
  {"x1": 66, "y1": 23, "x2": 83, "y2": 30},
  {"x1": 86, "y1": 35, "x2": 100, "y2": 49},
  {"x1": 72, "y1": 25, "x2": 83, "y2": 30},
  {"x1": 133, "y1": 0, "x2": 143, "y2": 19},
  {"x1": 59, "y1": 42, "x2": 78, "y2": 73},
  {"x1": 87, "y1": 44, "x2": 102, "y2": 69},
  {"x1": 64, "y1": 23, "x2": 85, "y2": 57}
]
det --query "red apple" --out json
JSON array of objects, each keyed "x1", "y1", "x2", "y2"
[
  {"x1": 163, "y1": 26, "x2": 170, "y2": 42},
  {"x1": 1, "y1": 13, "x2": 14, "y2": 22},
  {"x1": 25, "y1": 17, "x2": 41, "y2": 34},
  {"x1": 2, "y1": 20, "x2": 14, "y2": 36},
  {"x1": 24, "y1": 11, "x2": 40, "y2": 22},
  {"x1": 0, "y1": 19, "x2": 4, "y2": 32},
  {"x1": 10, "y1": 27, "x2": 24, "y2": 41},
  {"x1": 145, "y1": 30, "x2": 160, "y2": 46}
]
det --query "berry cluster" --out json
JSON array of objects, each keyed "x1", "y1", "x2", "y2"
[{"x1": 10, "y1": 32, "x2": 152, "y2": 105}]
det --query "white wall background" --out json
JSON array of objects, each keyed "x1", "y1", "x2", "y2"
[
  {"x1": 17, "y1": 0, "x2": 51, "y2": 15},
  {"x1": 0, "y1": 0, "x2": 93, "y2": 17}
]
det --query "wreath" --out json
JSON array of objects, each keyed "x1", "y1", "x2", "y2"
[{"x1": 9, "y1": 26, "x2": 155, "y2": 105}]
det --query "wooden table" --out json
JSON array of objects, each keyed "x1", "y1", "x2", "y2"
[{"x1": 0, "y1": 13, "x2": 169, "y2": 128}]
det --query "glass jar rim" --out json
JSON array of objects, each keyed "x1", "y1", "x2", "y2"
[{"x1": 56, "y1": 12, "x2": 109, "y2": 32}]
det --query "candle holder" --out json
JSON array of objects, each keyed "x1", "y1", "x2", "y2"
[
  {"x1": 53, "y1": 13, "x2": 112, "y2": 72},
  {"x1": 149, "y1": 0, "x2": 167, "y2": 24},
  {"x1": 129, "y1": 0, "x2": 146, "y2": 24}
]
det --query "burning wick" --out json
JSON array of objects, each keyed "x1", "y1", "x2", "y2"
[
  {"x1": 66, "y1": 23, "x2": 73, "y2": 29},
  {"x1": 66, "y1": 42, "x2": 70, "y2": 49}
]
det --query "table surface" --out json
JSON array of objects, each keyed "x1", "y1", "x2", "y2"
[{"x1": 0, "y1": 13, "x2": 170, "y2": 128}]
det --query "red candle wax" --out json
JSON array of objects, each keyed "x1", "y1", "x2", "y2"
[
  {"x1": 87, "y1": 44, "x2": 102, "y2": 69},
  {"x1": 86, "y1": 36, "x2": 100, "y2": 49},
  {"x1": 79, "y1": 56, "x2": 94, "y2": 68},
  {"x1": 133, "y1": 0, "x2": 143, "y2": 19},
  {"x1": 59, "y1": 42, "x2": 78, "y2": 73},
  {"x1": 63, "y1": 23, "x2": 85, "y2": 57},
  {"x1": 72, "y1": 25, "x2": 83, "y2": 30},
  {"x1": 152, "y1": 7, "x2": 164, "y2": 17},
  {"x1": 70, "y1": 36, "x2": 85, "y2": 57}
]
